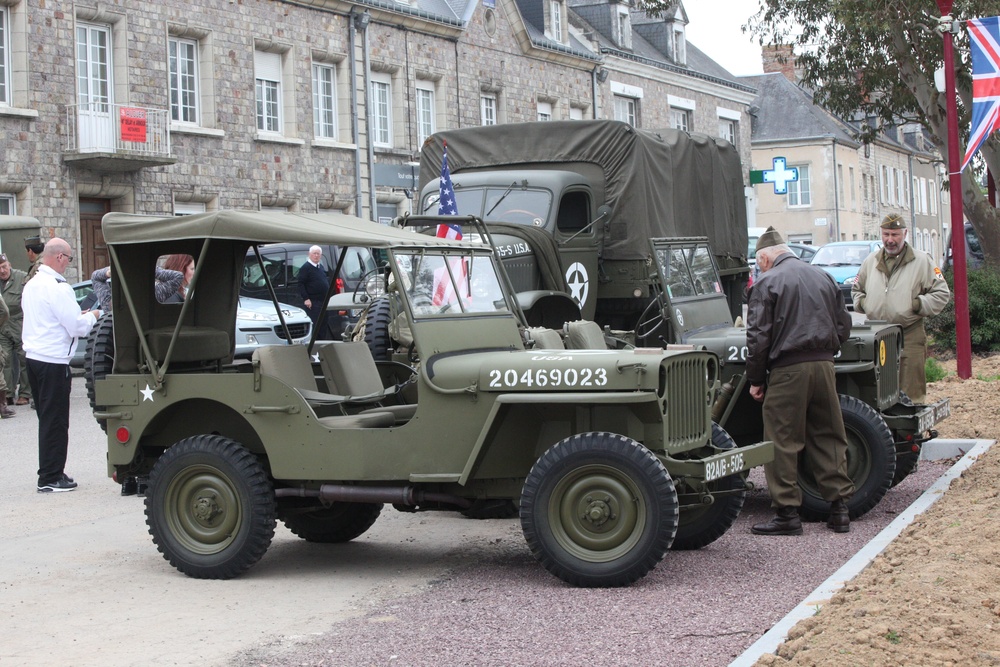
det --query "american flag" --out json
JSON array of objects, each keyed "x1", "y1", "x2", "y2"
[
  {"x1": 436, "y1": 142, "x2": 463, "y2": 240},
  {"x1": 961, "y1": 16, "x2": 1000, "y2": 172}
]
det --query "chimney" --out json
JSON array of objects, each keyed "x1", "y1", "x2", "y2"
[{"x1": 762, "y1": 44, "x2": 797, "y2": 83}]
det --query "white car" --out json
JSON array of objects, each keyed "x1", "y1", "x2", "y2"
[{"x1": 234, "y1": 297, "x2": 312, "y2": 359}]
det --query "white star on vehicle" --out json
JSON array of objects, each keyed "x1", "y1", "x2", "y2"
[{"x1": 140, "y1": 384, "x2": 155, "y2": 402}]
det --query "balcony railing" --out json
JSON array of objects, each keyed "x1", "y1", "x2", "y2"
[{"x1": 64, "y1": 103, "x2": 176, "y2": 172}]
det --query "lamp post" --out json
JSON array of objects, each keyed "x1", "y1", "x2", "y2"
[{"x1": 936, "y1": 0, "x2": 972, "y2": 380}]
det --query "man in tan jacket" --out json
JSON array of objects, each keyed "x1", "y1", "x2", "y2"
[{"x1": 852, "y1": 214, "x2": 951, "y2": 403}]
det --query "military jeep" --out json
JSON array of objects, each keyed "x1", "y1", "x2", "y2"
[
  {"x1": 93, "y1": 210, "x2": 772, "y2": 587},
  {"x1": 641, "y1": 237, "x2": 950, "y2": 520}
]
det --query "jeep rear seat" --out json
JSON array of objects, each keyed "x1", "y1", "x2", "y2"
[
  {"x1": 252, "y1": 345, "x2": 394, "y2": 428},
  {"x1": 145, "y1": 326, "x2": 231, "y2": 365}
]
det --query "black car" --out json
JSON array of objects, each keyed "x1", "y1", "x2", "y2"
[
  {"x1": 241, "y1": 243, "x2": 377, "y2": 338},
  {"x1": 944, "y1": 222, "x2": 984, "y2": 271}
]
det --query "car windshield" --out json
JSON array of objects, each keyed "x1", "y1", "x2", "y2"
[
  {"x1": 393, "y1": 250, "x2": 510, "y2": 316},
  {"x1": 423, "y1": 187, "x2": 552, "y2": 227},
  {"x1": 653, "y1": 244, "x2": 722, "y2": 299},
  {"x1": 812, "y1": 245, "x2": 869, "y2": 267}
]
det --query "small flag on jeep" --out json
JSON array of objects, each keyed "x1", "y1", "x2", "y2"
[{"x1": 436, "y1": 141, "x2": 463, "y2": 240}]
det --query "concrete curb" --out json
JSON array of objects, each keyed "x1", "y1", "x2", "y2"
[{"x1": 729, "y1": 438, "x2": 995, "y2": 667}]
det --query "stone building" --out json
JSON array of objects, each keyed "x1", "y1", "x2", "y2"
[{"x1": 0, "y1": 0, "x2": 755, "y2": 279}]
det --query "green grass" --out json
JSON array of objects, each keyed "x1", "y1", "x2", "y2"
[
  {"x1": 885, "y1": 630, "x2": 901, "y2": 644},
  {"x1": 925, "y1": 357, "x2": 949, "y2": 383}
]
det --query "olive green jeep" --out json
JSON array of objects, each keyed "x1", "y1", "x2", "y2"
[{"x1": 93, "y1": 211, "x2": 772, "y2": 587}]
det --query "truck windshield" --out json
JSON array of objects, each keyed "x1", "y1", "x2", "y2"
[
  {"x1": 654, "y1": 244, "x2": 723, "y2": 299},
  {"x1": 394, "y1": 251, "x2": 510, "y2": 316},
  {"x1": 423, "y1": 188, "x2": 552, "y2": 227}
]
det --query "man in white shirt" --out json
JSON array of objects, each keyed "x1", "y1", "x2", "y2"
[{"x1": 22, "y1": 239, "x2": 102, "y2": 493}]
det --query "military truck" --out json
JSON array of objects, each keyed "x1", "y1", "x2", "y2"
[
  {"x1": 412, "y1": 120, "x2": 948, "y2": 521},
  {"x1": 92, "y1": 210, "x2": 772, "y2": 587},
  {"x1": 417, "y1": 120, "x2": 749, "y2": 328}
]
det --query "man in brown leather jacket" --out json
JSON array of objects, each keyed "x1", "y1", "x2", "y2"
[{"x1": 746, "y1": 227, "x2": 855, "y2": 535}]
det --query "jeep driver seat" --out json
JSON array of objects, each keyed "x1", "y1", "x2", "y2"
[{"x1": 319, "y1": 342, "x2": 418, "y2": 424}]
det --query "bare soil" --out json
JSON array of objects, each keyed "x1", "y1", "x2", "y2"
[{"x1": 754, "y1": 353, "x2": 1000, "y2": 666}]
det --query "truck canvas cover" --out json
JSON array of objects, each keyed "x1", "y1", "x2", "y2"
[{"x1": 419, "y1": 120, "x2": 749, "y2": 271}]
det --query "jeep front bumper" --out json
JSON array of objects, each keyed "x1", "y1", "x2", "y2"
[{"x1": 661, "y1": 439, "x2": 774, "y2": 483}]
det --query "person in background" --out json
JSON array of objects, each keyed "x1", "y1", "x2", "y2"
[
  {"x1": 852, "y1": 214, "x2": 951, "y2": 403},
  {"x1": 24, "y1": 234, "x2": 45, "y2": 282},
  {"x1": 0, "y1": 295, "x2": 14, "y2": 417},
  {"x1": 298, "y1": 245, "x2": 331, "y2": 336},
  {"x1": 746, "y1": 227, "x2": 855, "y2": 536},
  {"x1": 0, "y1": 253, "x2": 31, "y2": 406},
  {"x1": 158, "y1": 254, "x2": 194, "y2": 303},
  {"x1": 22, "y1": 239, "x2": 103, "y2": 492}
]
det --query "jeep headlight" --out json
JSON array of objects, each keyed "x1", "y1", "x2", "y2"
[{"x1": 237, "y1": 308, "x2": 279, "y2": 322}]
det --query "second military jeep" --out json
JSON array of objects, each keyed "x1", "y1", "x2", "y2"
[{"x1": 93, "y1": 210, "x2": 772, "y2": 587}]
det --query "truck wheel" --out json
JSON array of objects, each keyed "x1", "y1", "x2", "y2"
[
  {"x1": 280, "y1": 501, "x2": 382, "y2": 542},
  {"x1": 84, "y1": 312, "x2": 115, "y2": 433},
  {"x1": 461, "y1": 499, "x2": 519, "y2": 519},
  {"x1": 520, "y1": 432, "x2": 678, "y2": 587},
  {"x1": 798, "y1": 395, "x2": 895, "y2": 522},
  {"x1": 671, "y1": 423, "x2": 747, "y2": 550},
  {"x1": 145, "y1": 435, "x2": 276, "y2": 579},
  {"x1": 362, "y1": 297, "x2": 395, "y2": 362}
]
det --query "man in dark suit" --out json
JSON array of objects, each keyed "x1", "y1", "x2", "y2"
[{"x1": 298, "y1": 245, "x2": 331, "y2": 337}]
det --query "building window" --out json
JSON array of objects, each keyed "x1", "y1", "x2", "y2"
[
  {"x1": 168, "y1": 37, "x2": 199, "y2": 124},
  {"x1": 537, "y1": 100, "x2": 552, "y2": 122},
  {"x1": 569, "y1": 106, "x2": 584, "y2": 120},
  {"x1": 672, "y1": 24, "x2": 686, "y2": 64},
  {"x1": 719, "y1": 118, "x2": 736, "y2": 144},
  {"x1": 849, "y1": 166, "x2": 856, "y2": 211},
  {"x1": 787, "y1": 164, "x2": 811, "y2": 207},
  {"x1": 613, "y1": 95, "x2": 636, "y2": 126},
  {"x1": 616, "y1": 8, "x2": 631, "y2": 49},
  {"x1": 0, "y1": 193, "x2": 14, "y2": 215},
  {"x1": 312, "y1": 63, "x2": 336, "y2": 139},
  {"x1": 481, "y1": 93, "x2": 497, "y2": 126},
  {"x1": 416, "y1": 81, "x2": 435, "y2": 146},
  {"x1": 254, "y1": 50, "x2": 281, "y2": 133},
  {"x1": 837, "y1": 164, "x2": 844, "y2": 209},
  {"x1": 371, "y1": 73, "x2": 392, "y2": 146},
  {"x1": 670, "y1": 107, "x2": 690, "y2": 132},
  {"x1": 880, "y1": 165, "x2": 890, "y2": 204},
  {"x1": 550, "y1": 0, "x2": 563, "y2": 42},
  {"x1": 174, "y1": 201, "x2": 206, "y2": 216},
  {"x1": 0, "y1": 7, "x2": 9, "y2": 105}
]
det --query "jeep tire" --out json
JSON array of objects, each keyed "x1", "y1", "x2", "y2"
[
  {"x1": 520, "y1": 432, "x2": 679, "y2": 587},
  {"x1": 798, "y1": 395, "x2": 896, "y2": 522},
  {"x1": 146, "y1": 435, "x2": 276, "y2": 579},
  {"x1": 671, "y1": 423, "x2": 747, "y2": 550}
]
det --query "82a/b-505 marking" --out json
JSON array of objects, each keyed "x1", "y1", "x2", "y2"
[{"x1": 488, "y1": 367, "x2": 609, "y2": 389}]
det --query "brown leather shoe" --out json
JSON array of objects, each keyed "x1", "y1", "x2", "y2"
[
  {"x1": 15, "y1": 396, "x2": 29, "y2": 406},
  {"x1": 752, "y1": 506, "x2": 803, "y2": 535},
  {"x1": 827, "y1": 499, "x2": 850, "y2": 533}
]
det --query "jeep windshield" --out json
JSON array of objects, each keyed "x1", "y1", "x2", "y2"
[
  {"x1": 653, "y1": 243, "x2": 723, "y2": 300},
  {"x1": 422, "y1": 187, "x2": 552, "y2": 227},
  {"x1": 393, "y1": 249, "x2": 511, "y2": 317}
]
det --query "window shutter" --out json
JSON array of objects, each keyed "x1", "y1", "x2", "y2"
[{"x1": 254, "y1": 51, "x2": 281, "y2": 81}]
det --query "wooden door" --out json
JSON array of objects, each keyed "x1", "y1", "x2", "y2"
[{"x1": 79, "y1": 198, "x2": 110, "y2": 279}]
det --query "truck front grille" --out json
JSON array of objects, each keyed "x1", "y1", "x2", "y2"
[
  {"x1": 875, "y1": 327, "x2": 901, "y2": 409},
  {"x1": 502, "y1": 257, "x2": 540, "y2": 292},
  {"x1": 660, "y1": 354, "x2": 714, "y2": 452}
]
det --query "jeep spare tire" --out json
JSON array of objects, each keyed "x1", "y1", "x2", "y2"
[{"x1": 84, "y1": 312, "x2": 115, "y2": 433}]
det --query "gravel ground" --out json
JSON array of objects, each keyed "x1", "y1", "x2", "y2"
[{"x1": 234, "y1": 461, "x2": 951, "y2": 667}]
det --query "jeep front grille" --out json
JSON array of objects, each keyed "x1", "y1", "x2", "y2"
[
  {"x1": 275, "y1": 323, "x2": 310, "y2": 341},
  {"x1": 502, "y1": 256, "x2": 540, "y2": 292},
  {"x1": 660, "y1": 355, "x2": 714, "y2": 452},
  {"x1": 875, "y1": 327, "x2": 901, "y2": 410}
]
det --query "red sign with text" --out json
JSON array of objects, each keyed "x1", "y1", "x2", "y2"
[{"x1": 119, "y1": 107, "x2": 147, "y2": 143}]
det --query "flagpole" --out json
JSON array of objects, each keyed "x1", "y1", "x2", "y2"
[{"x1": 937, "y1": 2, "x2": 972, "y2": 380}]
